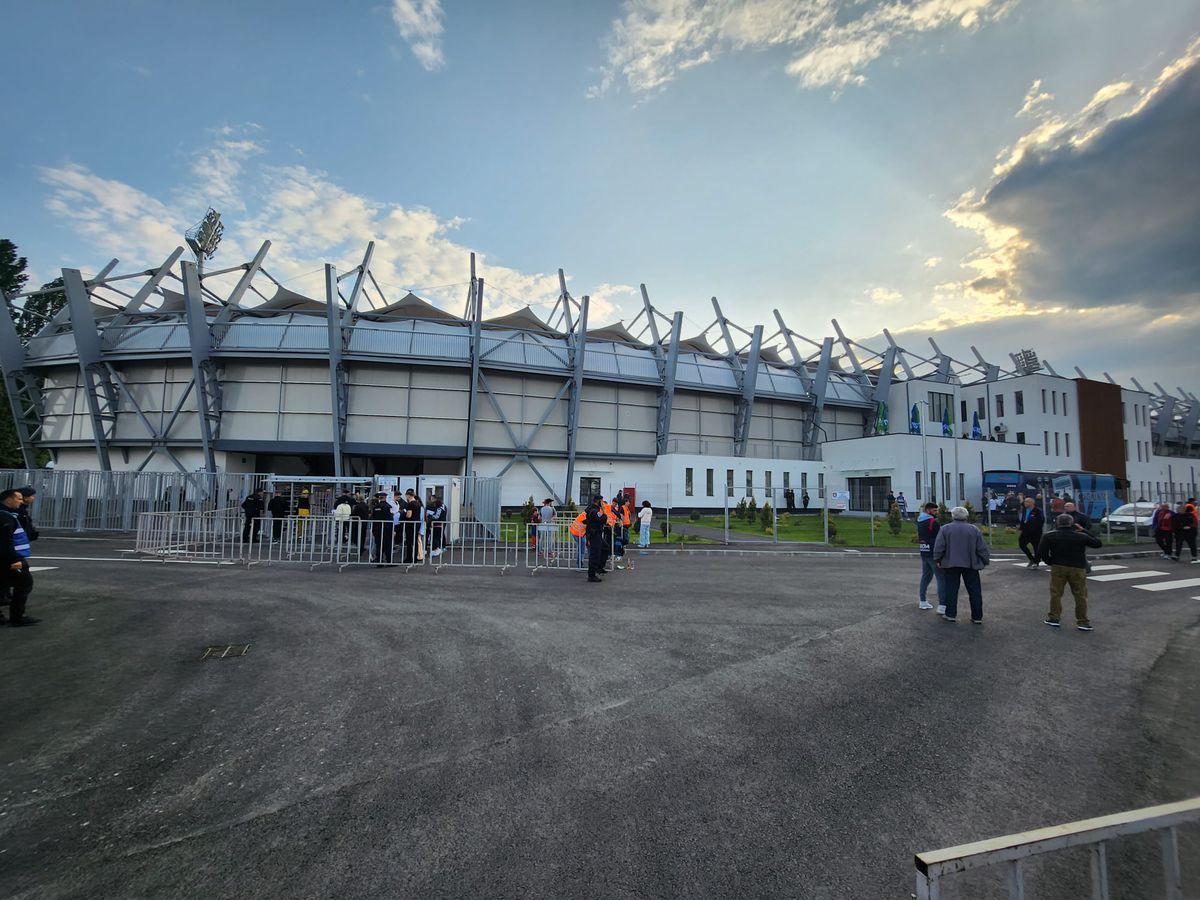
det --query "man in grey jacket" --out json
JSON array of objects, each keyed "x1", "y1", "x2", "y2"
[{"x1": 932, "y1": 506, "x2": 991, "y2": 623}]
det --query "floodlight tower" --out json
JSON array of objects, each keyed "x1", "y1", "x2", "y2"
[{"x1": 185, "y1": 208, "x2": 224, "y2": 275}]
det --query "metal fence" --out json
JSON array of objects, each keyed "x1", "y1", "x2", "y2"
[
  {"x1": 134, "y1": 510, "x2": 621, "y2": 575},
  {"x1": 0, "y1": 469, "x2": 501, "y2": 534},
  {"x1": 915, "y1": 796, "x2": 1200, "y2": 899}
]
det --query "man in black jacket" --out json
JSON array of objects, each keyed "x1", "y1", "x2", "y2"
[
  {"x1": 267, "y1": 491, "x2": 289, "y2": 543},
  {"x1": 15, "y1": 485, "x2": 39, "y2": 543},
  {"x1": 0, "y1": 489, "x2": 37, "y2": 627},
  {"x1": 1018, "y1": 497, "x2": 1045, "y2": 568},
  {"x1": 351, "y1": 493, "x2": 371, "y2": 556},
  {"x1": 1038, "y1": 513, "x2": 1103, "y2": 631},
  {"x1": 585, "y1": 496, "x2": 608, "y2": 583},
  {"x1": 369, "y1": 493, "x2": 394, "y2": 567},
  {"x1": 241, "y1": 490, "x2": 265, "y2": 542},
  {"x1": 1171, "y1": 502, "x2": 1197, "y2": 563}
]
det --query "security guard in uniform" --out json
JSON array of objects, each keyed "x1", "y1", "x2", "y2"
[{"x1": 585, "y1": 496, "x2": 608, "y2": 582}]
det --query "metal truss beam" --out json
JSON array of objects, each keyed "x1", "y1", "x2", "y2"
[
  {"x1": 640, "y1": 286, "x2": 683, "y2": 455},
  {"x1": 563, "y1": 295, "x2": 589, "y2": 504},
  {"x1": 325, "y1": 264, "x2": 347, "y2": 479},
  {"x1": 108, "y1": 247, "x2": 185, "y2": 331},
  {"x1": 63, "y1": 268, "x2": 117, "y2": 471},
  {"x1": 803, "y1": 338, "x2": 834, "y2": 460},
  {"x1": 212, "y1": 241, "x2": 272, "y2": 341},
  {"x1": 464, "y1": 276, "x2": 485, "y2": 481},
  {"x1": 772, "y1": 310, "x2": 815, "y2": 394},
  {"x1": 181, "y1": 261, "x2": 220, "y2": 472},
  {"x1": 0, "y1": 293, "x2": 43, "y2": 467}
]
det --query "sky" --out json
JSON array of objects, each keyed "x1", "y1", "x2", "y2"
[{"x1": 1, "y1": 0, "x2": 1198, "y2": 391}]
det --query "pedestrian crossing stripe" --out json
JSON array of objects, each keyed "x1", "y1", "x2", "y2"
[
  {"x1": 28, "y1": 566, "x2": 58, "y2": 572},
  {"x1": 1088, "y1": 570, "x2": 1169, "y2": 582},
  {"x1": 1089, "y1": 564, "x2": 1127, "y2": 571},
  {"x1": 1133, "y1": 578, "x2": 1200, "y2": 593}
]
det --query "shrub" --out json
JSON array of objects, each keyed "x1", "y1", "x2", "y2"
[
  {"x1": 759, "y1": 501, "x2": 773, "y2": 531},
  {"x1": 963, "y1": 500, "x2": 976, "y2": 523},
  {"x1": 563, "y1": 497, "x2": 577, "y2": 513},
  {"x1": 823, "y1": 509, "x2": 837, "y2": 539},
  {"x1": 936, "y1": 501, "x2": 951, "y2": 525},
  {"x1": 747, "y1": 496, "x2": 757, "y2": 522},
  {"x1": 520, "y1": 495, "x2": 536, "y2": 523},
  {"x1": 735, "y1": 497, "x2": 748, "y2": 520},
  {"x1": 887, "y1": 502, "x2": 902, "y2": 535},
  {"x1": 659, "y1": 520, "x2": 669, "y2": 537},
  {"x1": 689, "y1": 509, "x2": 701, "y2": 522}
]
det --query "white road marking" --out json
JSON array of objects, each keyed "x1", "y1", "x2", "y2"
[
  {"x1": 1088, "y1": 564, "x2": 1127, "y2": 571},
  {"x1": 1133, "y1": 578, "x2": 1200, "y2": 593},
  {"x1": 28, "y1": 556, "x2": 235, "y2": 566},
  {"x1": 28, "y1": 566, "x2": 58, "y2": 572},
  {"x1": 1088, "y1": 570, "x2": 1169, "y2": 582}
]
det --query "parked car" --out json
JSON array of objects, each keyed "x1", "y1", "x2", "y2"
[{"x1": 1099, "y1": 503, "x2": 1156, "y2": 531}]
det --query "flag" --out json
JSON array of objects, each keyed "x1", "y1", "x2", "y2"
[
  {"x1": 941, "y1": 407, "x2": 951, "y2": 437},
  {"x1": 909, "y1": 404, "x2": 921, "y2": 435},
  {"x1": 971, "y1": 411, "x2": 983, "y2": 440}
]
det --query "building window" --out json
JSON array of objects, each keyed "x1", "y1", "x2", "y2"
[
  {"x1": 765, "y1": 471, "x2": 773, "y2": 493},
  {"x1": 930, "y1": 472, "x2": 938, "y2": 501},
  {"x1": 996, "y1": 394, "x2": 1005, "y2": 417},
  {"x1": 1062, "y1": 392, "x2": 1068, "y2": 417},
  {"x1": 959, "y1": 473, "x2": 965, "y2": 503},
  {"x1": 1052, "y1": 391, "x2": 1057, "y2": 415},
  {"x1": 1137, "y1": 442, "x2": 1142, "y2": 462},
  {"x1": 997, "y1": 431, "x2": 1006, "y2": 443},
  {"x1": 1044, "y1": 431, "x2": 1049, "y2": 454},
  {"x1": 706, "y1": 468, "x2": 714, "y2": 497},
  {"x1": 817, "y1": 472, "x2": 825, "y2": 499},
  {"x1": 1064, "y1": 433, "x2": 1070, "y2": 456},
  {"x1": 977, "y1": 397, "x2": 986, "y2": 420},
  {"x1": 1122, "y1": 403, "x2": 1127, "y2": 424},
  {"x1": 928, "y1": 391, "x2": 955, "y2": 429},
  {"x1": 783, "y1": 472, "x2": 790, "y2": 489},
  {"x1": 960, "y1": 399, "x2": 968, "y2": 422},
  {"x1": 746, "y1": 470, "x2": 754, "y2": 498},
  {"x1": 685, "y1": 467, "x2": 694, "y2": 497},
  {"x1": 1124, "y1": 440, "x2": 1129, "y2": 461},
  {"x1": 1054, "y1": 432, "x2": 1060, "y2": 456},
  {"x1": 1017, "y1": 432, "x2": 1026, "y2": 444},
  {"x1": 726, "y1": 469, "x2": 734, "y2": 498},
  {"x1": 915, "y1": 470, "x2": 922, "y2": 499},
  {"x1": 1042, "y1": 389, "x2": 1047, "y2": 414},
  {"x1": 944, "y1": 472, "x2": 952, "y2": 501},
  {"x1": 1015, "y1": 391, "x2": 1024, "y2": 414}
]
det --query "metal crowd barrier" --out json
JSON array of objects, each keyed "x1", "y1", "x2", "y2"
[
  {"x1": 134, "y1": 512, "x2": 631, "y2": 577},
  {"x1": 915, "y1": 796, "x2": 1200, "y2": 899}
]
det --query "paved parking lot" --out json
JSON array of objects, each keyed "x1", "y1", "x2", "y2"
[{"x1": 2, "y1": 538, "x2": 1198, "y2": 899}]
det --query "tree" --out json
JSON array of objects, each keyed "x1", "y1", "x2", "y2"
[
  {"x1": 14, "y1": 276, "x2": 65, "y2": 343},
  {"x1": 759, "y1": 500, "x2": 773, "y2": 531},
  {"x1": 0, "y1": 239, "x2": 29, "y2": 298},
  {"x1": 887, "y1": 501, "x2": 903, "y2": 535},
  {"x1": 0, "y1": 240, "x2": 30, "y2": 467}
]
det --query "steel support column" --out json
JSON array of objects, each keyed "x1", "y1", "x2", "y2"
[
  {"x1": 181, "y1": 261, "x2": 219, "y2": 473},
  {"x1": 804, "y1": 338, "x2": 834, "y2": 460},
  {"x1": 463, "y1": 277, "x2": 484, "y2": 480},
  {"x1": 640, "y1": 285, "x2": 682, "y2": 455},
  {"x1": 0, "y1": 295, "x2": 43, "y2": 468},
  {"x1": 63, "y1": 268, "x2": 116, "y2": 471},
  {"x1": 734, "y1": 325, "x2": 763, "y2": 456},
  {"x1": 563, "y1": 295, "x2": 589, "y2": 504},
  {"x1": 325, "y1": 265, "x2": 346, "y2": 478}
]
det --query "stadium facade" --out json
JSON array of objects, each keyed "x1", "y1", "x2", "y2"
[{"x1": 1, "y1": 242, "x2": 1197, "y2": 510}]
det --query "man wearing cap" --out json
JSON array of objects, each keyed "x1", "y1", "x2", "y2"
[
  {"x1": 15, "y1": 486, "x2": 39, "y2": 544},
  {"x1": 241, "y1": 489, "x2": 265, "y2": 543},
  {"x1": 369, "y1": 491, "x2": 394, "y2": 566},
  {"x1": 585, "y1": 495, "x2": 608, "y2": 583},
  {"x1": 0, "y1": 489, "x2": 38, "y2": 627}
]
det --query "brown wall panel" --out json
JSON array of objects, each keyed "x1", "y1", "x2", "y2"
[{"x1": 1075, "y1": 378, "x2": 1126, "y2": 481}]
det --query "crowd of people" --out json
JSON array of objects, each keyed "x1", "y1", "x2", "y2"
[
  {"x1": 240, "y1": 487, "x2": 447, "y2": 567},
  {"x1": 916, "y1": 496, "x2": 1200, "y2": 631},
  {"x1": 0, "y1": 486, "x2": 40, "y2": 627},
  {"x1": 528, "y1": 492, "x2": 652, "y2": 582}
]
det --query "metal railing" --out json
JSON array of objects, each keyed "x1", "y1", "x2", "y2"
[
  {"x1": 915, "y1": 796, "x2": 1200, "y2": 899},
  {"x1": 133, "y1": 511, "x2": 623, "y2": 576}
]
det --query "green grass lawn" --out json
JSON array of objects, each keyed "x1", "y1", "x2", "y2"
[{"x1": 667, "y1": 513, "x2": 1151, "y2": 550}]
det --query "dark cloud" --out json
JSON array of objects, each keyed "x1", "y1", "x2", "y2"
[{"x1": 981, "y1": 59, "x2": 1200, "y2": 310}]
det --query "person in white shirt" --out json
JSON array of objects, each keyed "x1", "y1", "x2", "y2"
[{"x1": 637, "y1": 500, "x2": 653, "y2": 548}]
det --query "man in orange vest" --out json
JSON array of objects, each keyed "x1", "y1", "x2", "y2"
[{"x1": 570, "y1": 508, "x2": 587, "y2": 569}]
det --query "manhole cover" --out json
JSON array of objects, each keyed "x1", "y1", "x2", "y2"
[{"x1": 200, "y1": 644, "x2": 251, "y2": 660}]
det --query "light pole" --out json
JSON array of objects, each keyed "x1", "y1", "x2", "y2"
[{"x1": 917, "y1": 399, "x2": 931, "y2": 505}]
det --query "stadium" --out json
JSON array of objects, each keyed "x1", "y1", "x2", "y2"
[{"x1": 1, "y1": 237, "x2": 1197, "y2": 513}]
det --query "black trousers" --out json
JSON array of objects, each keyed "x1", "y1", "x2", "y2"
[
  {"x1": 272, "y1": 517, "x2": 284, "y2": 541},
  {"x1": 1174, "y1": 529, "x2": 1198, "y2": 559},
  {"x1": 587, "y1": 536, "x2": 606, "y2": 577},
  {"x1": 242, "y1": 516, "x2": 261, "y2": 542},
  {"x1": 7, "y1": 564, "x2": 32, "y2": 619},
  {"x1": 373, "y1": 523, "x2": 394, "y2": 563},
  {"x1": 1155, "y1": 531, "x2": 1174, "y2": 555},
  {"x1": 1019, "y1": 530, "x2": 1042, "y2": 563},
  {"x1": 429, "y1": 523, "x2": 443, "y2": 552}
]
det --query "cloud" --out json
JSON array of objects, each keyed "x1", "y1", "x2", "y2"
[
  {"x1": 939, "y1": 36, "x2": 1200, "y2": 321},
  {"x1": 176, "y1": 126, "x2": 266, "y2": 214},
  {"x1": 924, "y1": 256, "x2": 942, "y2": 268},
  {"x1": 391, "y1": 0, "x2": 445, "y2": 72},
  {"x1": 590, "y1": 0, "x2": 1016, "y2": 96},
  {"x1": 38, "y1": 128, "x2": 629, "y2": 324},
  {"x1": 1016, "y1": 78, "x2": 1053, "y2": 118},
  {"x1": 866, "y1": 286, "x2": 903, "y2": 305}
]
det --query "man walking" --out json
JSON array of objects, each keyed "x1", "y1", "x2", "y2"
[
  {"x1": 916, "y1": 501, "x2": 943, "y2": 612},
  {"x1": 1038, "y1": 513, "x2": 1103, "y2": 631},
  {"x1": 425, "y1": 494, "x2": 447, "y2": 558},
  {"x1": 1018, "y1": 497, "x2": 1045, "y2": 568},
  {"x1": 1171, "y1": 502, "x2": 1197, "y2": 563},
  {"x1": 896, "y1": 492, "x2": 908, "y2": 519},
  {"x1": 932, "y1": 506, "x2": 990, "y2": 623},
  {"x1": 1150, "y1": 502, "x2": 1174, "y2": 559},
  {"x1": 267, "y1": 490, "x2": 289, "y2": 543},
  {"x1": 241, "y1": 489, "x2": 265, "y2": 543},
  {"x1": 537, "y1": 498, "x2": 556, "y2": 564},
  {"x1": 0, "y1": 489, "x2": 37, "y2": 627}
]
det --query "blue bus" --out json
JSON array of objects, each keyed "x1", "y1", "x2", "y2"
[{"x1": 982, "y1": 470, "x2": 1121, "y2": 522}]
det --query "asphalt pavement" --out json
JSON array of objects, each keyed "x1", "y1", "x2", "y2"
[{"x1": 1, "y1": 537, "x2": 1198, "y2": 899}]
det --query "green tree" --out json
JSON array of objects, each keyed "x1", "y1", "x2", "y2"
[
  {"x1": 14, "y1": 276, "x2": 65, "y2": 343},
  {"x1": 759, "y1": 500, "x2": 773, "y2": 531},
  {"x1": 887, "y1": 501, "x2": 903, "y2": 535},
  {"x1": 936, "y1": 501, "x2": 952, "y2": 525},
  {"x1": 0, "y1": 240, "x2": 31, "y2": 467}
]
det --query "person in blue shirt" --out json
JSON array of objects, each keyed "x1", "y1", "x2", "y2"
[
  {"x1": 0, "y1": 489, "x2": 38, "y2": 627},
  {"x1": 915, "y1": 502, "x2": 943, "y2": 612}
]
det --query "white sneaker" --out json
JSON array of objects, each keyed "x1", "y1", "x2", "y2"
[
  {"x1": 430, "y1": 548, "x2": 442, "y2": 557},
  {"x1": 918, "y1": 601, "x2": 934, "y2": 610},
  {"x1": 936, "y1": 605, "x2": 946, "y2": 615}
]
